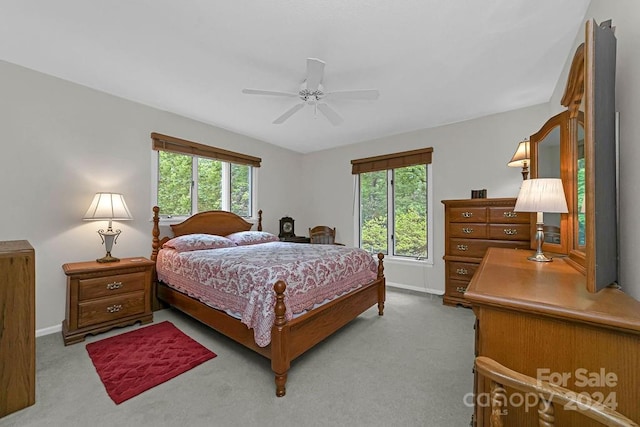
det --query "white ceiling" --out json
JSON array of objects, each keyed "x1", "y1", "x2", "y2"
[{"x1": 0, "y1": 0, "x2": 591, "y2": 153}]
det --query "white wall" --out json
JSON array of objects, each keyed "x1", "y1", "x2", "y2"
[
  {"x1": 300, "y1": 104, "x2": 551, "y2": 293},
  {"x1": 0, "y1": 60, "x2": 304, "y2": 332}
]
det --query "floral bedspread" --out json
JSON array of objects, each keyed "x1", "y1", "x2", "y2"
[{"x1": 156, "y1": 242, "x2": 378, "y2": 347}]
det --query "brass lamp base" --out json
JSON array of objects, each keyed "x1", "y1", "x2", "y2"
[
  {"x1": 528, "y1": 221, "x2": 553, "y2": 262},
  {"x1": 96, "y1": 253, "x2": 120, "y2": 263},
  {"x1": 528, "y1": 252, "x2": 552, "y2": 262}
]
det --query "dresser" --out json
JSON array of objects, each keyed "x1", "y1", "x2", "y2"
[
  {"x1": 441, "y1": 198, "x2": 530, "y2": 307},
  {"x1": 465, "y1": 248, "x2": 640, "y2": 426},
  {"x1": 62, "y1": 257, "x2": 154, "y2": 345},
  {"x1": 0, "y1": 240, "x2": 35, "y2": 417}
]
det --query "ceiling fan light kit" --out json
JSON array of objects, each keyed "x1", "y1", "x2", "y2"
[{"x1": 242, "y1": 58, "x2": 379, "y2": 126}]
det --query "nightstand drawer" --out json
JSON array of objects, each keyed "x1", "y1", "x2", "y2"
[
  {"x1": 78, "y1": 292, "x2": 146, "y2": 328},
  {"x1": 78, "y1": 272, "x2": 146, "y2": 301}
]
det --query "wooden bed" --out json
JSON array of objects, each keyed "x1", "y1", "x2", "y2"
[{"x1": 150, "y1": 206, "x2": 386, "y2": 396}]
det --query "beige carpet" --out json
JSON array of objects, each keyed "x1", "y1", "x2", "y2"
[{"x1": 2, "y1": 288, "x2": 475, "y2": 427}]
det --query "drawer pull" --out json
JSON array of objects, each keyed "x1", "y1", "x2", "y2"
[
  {"x1": 461, "y1": 212, "x2": 473, "y2": 218},
  {"x1": 107, "y1": 304, "x2": 122, "y2": 313},
  {"x1": 503, "y1": 211, "x2": 518, "y2": 218},
  {"x1": 503, "y1": 229, "x2": 518, "y2": 235},
  {"x1": 456, "y1": 244, "x2": 468, "y2": 251},
  {"x1": 106, "y1": 281, "x2": 123, "y2": 290},
  {"x1": 456, "y1": 286, "x2": 467, "y2": 294},
  {"x1": 462, "y1": 227, "x2": 474, "y2": 234},
  {"x1": 456, "y1": 268, "x2": 469, "y2": 275}
]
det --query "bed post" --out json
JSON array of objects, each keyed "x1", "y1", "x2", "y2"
[
  {"x1": 151, "y1": 206, "x2": 160, "y2": 262},
  {"x1": 271, "y1": 280, "x2": 289, "y2": 397},
  {"x1": 257, "y1": 209, "x2": 263, "y2": 231},
  {"x1": 377, "y1": 253, "x2": 385, "y2": 316}
]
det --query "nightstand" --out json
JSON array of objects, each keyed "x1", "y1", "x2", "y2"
[{"x1": 62, "y1": 257, "x2": 154, "y2": 345}]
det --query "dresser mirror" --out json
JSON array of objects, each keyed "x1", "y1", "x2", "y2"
[
  {"x1": 530, "y1": 113, "x2": 569, "y2": 255},
  {"x1": 529, "y1": 20, "x2": 618, "y2": 293}
]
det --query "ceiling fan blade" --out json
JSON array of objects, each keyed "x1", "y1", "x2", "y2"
[
  {"x1": 242, "y1": 88, "x2": 298, "y2": 97},
  {"x1": 317, "y1": 103, "x2": 344, "y2": 126},
  {"x1": 273, "y1": 103, "x2": 305, "y2": 124},
  {"x1": 324, "y1": 89, "x2": 380, "y2": 100},
  {"x1": 306, "y1": 58, "x2": 325, "y2": 91}
]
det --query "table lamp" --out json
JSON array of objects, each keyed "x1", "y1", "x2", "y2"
[
  {"x1": 514, "y1": 178, "x2": 568, "y2": 262},
  {"x1": 83, "y1": 192, "x2": 133, "y2": 263},
  {"x1": 507, "y1": 138, "x2": 530, "y2": 180}
]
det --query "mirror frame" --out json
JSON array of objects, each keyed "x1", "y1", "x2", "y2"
[
  {"x1": 530, "y1": 19, "x2": 618, "y2": 294},
  {"x1": 584, "y1": 19, "x2": 618, "y2": 292},
  {"x1": 562, "y1": 43, "x2": 587, "y2": 273},
  {"x1": 529, "y1": 110, "x2": 572, "y2": 256}
]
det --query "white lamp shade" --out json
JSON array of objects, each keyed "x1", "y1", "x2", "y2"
[
  {"x1": 507, "y1": 139, "x2": 530, "y2": 167},
  {"x1": 514, "y1": 178, "x2": 568, "y2": 213},
  {"x1": 83, "y1": 192, "x2": 133, "y2": 220}
]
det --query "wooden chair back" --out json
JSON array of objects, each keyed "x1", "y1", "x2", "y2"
[
  {"x1": 474, "y1": 356, "x2": 638, "y2": 427},
  {"x1": 309, "y1": 226, "x2": 336, "y2": 244}
]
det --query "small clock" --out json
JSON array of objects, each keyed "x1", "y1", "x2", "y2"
[{"x1": 279, "y1": 216, "x2": 295, "y2": 238}]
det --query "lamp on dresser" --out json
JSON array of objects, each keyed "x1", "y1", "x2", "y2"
[
  {"x1": 507, "y1": 138, "x2": 530, "y2": 180},
  {"x1": 514, "y1": 178, "x2": 568, "y2": 262},
  {"x1": 83, "y1": 192, "x2": 133, "y2": 263}
]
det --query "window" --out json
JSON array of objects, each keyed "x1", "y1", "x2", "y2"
[
  {"x1": 352, "y1": 148, "x2": 433, "y2": 260},
  {"x1": 151, "y1": 133, "x2": 260, "y2": 218}
]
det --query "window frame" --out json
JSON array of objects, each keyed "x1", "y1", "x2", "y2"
[
  {"x1": 352, "y1": 148, "x2": 434, "y2": 264},
  {"x1": 150, "y1": 133, "x2": 260, "y2": 224}
]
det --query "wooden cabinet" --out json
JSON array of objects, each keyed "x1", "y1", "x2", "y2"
[
  {"x1": 442, "y1": 198, "x2": 530, "y2": 306},
  {"x1": 465, "y1": 248, "x2": 640, "y2": 426},
  {"x1": 0, "y1": 240, "x2": 35, "y2": 417},
  {"x1": 62, "y1": 257, "x2": 154, "y2": 345}
]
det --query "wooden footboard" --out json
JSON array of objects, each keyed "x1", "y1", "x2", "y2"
[{"x1": 271, "y1": 257, "x2": 385, "y2": 396}]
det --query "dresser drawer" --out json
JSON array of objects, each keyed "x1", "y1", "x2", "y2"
[
  {"x1": 450, "y1": 238, "x2": 530, "y2": 258},
  {"x1": 450, "y1": 223, "x2": 487, "y2": 239},
  {"x1": 78, "y1": 292, "x2": 146, "y2": 328},
  {"x1": 448, "y1": 262, "x2": 478, "y2": 281},
  {"x1": 449, "y1": 207, "x2": 487, "y2": 223},
  {"x1": 446, "y1": 280, "x2": 470, "y2": 299},
  {"x1": 78, "y1": 272, "x2": 146, "y2": 301},
  {"x1": 488, "y1": 207, "x2": 530, "y2": 224},
  {"x1": 488, "y1": 224, "x2": 531, "y2": 241}
]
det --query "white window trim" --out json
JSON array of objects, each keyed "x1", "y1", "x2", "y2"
[
  {"x1": 353, "y1": 164, "x2": 433, "y2": 265},
  {"x1": 150, "y1": 150, "x2": 260, "y2": 226}
]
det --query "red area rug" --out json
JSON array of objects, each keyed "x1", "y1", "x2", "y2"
[{"x1": 86, "y1": 321, "x2": 216, "y2": 404}]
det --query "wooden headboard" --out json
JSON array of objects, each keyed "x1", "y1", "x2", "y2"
[{"x1": 151, "y1": 206, "x2": 263, "y2": 261}]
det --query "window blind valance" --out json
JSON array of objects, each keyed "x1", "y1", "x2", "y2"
[
  {"x1": 151, "y1": 132, "x2": 262, "y2": 167},
  {"x1": 351, "y1": 147, "x2": 433, "y2": 174}
]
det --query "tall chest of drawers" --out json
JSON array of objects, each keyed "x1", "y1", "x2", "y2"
[
  {"x1": 0, "y1": 240, "x2": 35, "y2": 417},
  {"x1": 441, "y1": 198, "x2": 530, "y2": 307}
]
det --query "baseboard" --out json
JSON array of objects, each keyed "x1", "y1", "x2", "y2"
[
  {"x1": 37, "y1": 324, "x2": 62, "y2": 338},
  {"x1": 386, "y1": 281, "x2": 444, "y2": 296}
]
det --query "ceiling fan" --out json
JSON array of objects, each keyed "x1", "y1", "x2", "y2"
[{"x1": 242, "y1": 58, "x2": 379, "y2": 125}]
